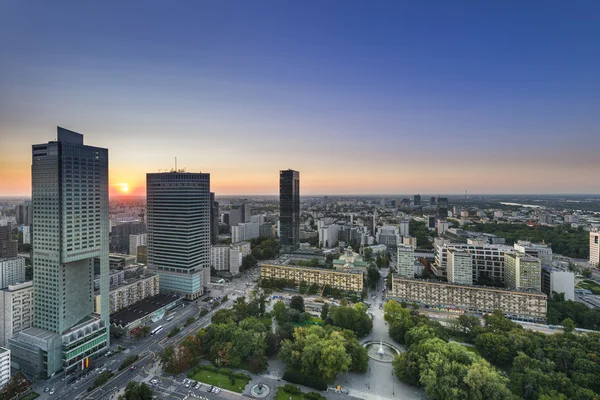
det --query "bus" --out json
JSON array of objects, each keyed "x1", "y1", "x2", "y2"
[
  {"x1": 166, "y1": 315, "x2": 175, "y2": 322},
  {"x1": 151, "y1": 325, "x2": 163, "y2": 335}
]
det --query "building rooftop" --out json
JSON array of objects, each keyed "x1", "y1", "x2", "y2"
[
  {"x1": 261, "y1": 263, "x2": 363, "y2": 275},
  {"x1": 109, "y1": 293, "x2": 181, "y2": 327}
]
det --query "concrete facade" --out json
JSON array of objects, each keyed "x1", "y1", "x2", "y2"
[
  {"x1": 261, "y1": 263, "x2": 363, "y2": 293},
  {"x1": 0, "y1": 257, "x2": 26, "y2": 289},
  {"x1": 0, "y1": 281, "x2": 34, "y2": 347},
  {"x1": 591, "y1": 230, "x2": 600, "y2": 267},
  {"x1": 447, "y1": 249, "x2": 473, "y2": 285},
  {"x1": 505, "y1": 252, "x2": 542, "y2": 291},
  {"x1": 396, "y1": 244, "x2": 415, "y2": 278}
]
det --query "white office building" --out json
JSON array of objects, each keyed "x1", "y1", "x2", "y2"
[
  {"x1": 514, "y1": 241, "x2": 552, "y2": 265},
  {"x1": 447, "y1": 249, "x2": 473, "y2": 285},
  {"x1": 541, "y1": 266, "x2": 574, "y2": 301},
  {"x1": 591, "y1": 230, "x2": 600, "y2": 267},
  {"x1": 210, "y1": 242, "x2": 251, "y2": 275},
  {"x1": 0, "y1": 347, "x2": 10, "y2": 389},
  {"x1": 399, "y1": 220, "x2": 409, "y2": 237},
  {"x1": 397, "y1": 244, "x2": 415, "y2": 278},
  {"x1": 0, "y1": 258, "x2": 26, "y2": 289},
  {"x1": 376, "y1": 225, "x2": 400, "y2": 247},
  {"x1": 437, "y1": 219, "x2": 449, "y2": 235},
  {"x1": 318, "y1": 222, "x2": 340, "y2": 248},
  {"x1": 129, "y1": 233, "x2": 147, "y2": 258},
  {"x1": 0, "y1": 281, "x2": 34, "y2": 347},
  {"x1": 231, "y1": 222, "x2": 260, "y2": 243}
]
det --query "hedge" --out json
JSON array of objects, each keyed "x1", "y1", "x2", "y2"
[{"x1": 282, "y1": 371, "x2": 327, "y2": 391}]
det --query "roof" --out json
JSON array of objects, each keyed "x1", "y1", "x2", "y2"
[{"x1": 109, "y1": 293, "x2": 181, "y2": 327}]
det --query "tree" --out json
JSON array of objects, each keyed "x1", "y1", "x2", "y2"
[
  {"x1": 273, "y1": 301, "x2": 289, "y2": 323},
  {"x1": 120, "y1": 381, "x2": 154, "y2": 400},
  {"x1": 290, "y1": 295, "x2": 305, "y2": 313},
  {"x1": 562, "y1": 318, "x2": 575, "y2": 333},
  {"x1": 320, "y1": 303, "x2": 330, "y2": 320}
]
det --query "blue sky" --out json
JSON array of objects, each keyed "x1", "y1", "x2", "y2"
[{"x1": 1, "y1": 1, "x2": 599, "y2": 196}]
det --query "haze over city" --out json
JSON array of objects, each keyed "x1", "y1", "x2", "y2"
[{"x1": 1, "y1": 1, "x2": 599, "y2": 197}]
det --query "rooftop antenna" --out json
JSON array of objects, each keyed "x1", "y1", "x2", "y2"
[{"x1": 175, "y1": 157, "x2": 177, "y2": 171}]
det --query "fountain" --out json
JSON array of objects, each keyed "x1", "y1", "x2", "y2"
[{"x1": 364, "y1": 340, "x2": 401, "y2": 363}]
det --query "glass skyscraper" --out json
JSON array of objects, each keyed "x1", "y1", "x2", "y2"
[
  {"x1": 147, "y1": 172, "x2": 211, "y2": 300},
  {"x1": 279, "y1": 169, "x2": 300, "y2": 252},
  {"x1": 10, "y1": 127, "x2": 109, "y2": 378}
]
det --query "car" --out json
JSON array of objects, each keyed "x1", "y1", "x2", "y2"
[
  {"x1": 49, "y1": 389, "x2": 55, "y2": 395},
  {"x1": 44, "y1": 387, "x2": 50, "y2": 393},
  {"x1": 151, "y1": 379, "x2": 159, "y2": 385},
  {"x1": 195, "y1": 383, "x2": 201, "y2": 389},
  {"x1": 182, "y1": 378, "x2": 187, "y2": 384},
  {"x1": 130, "y1": 365, "x2": 136, "y2": 371},
  {"x1": 207, "y1": 386, "x2": 213, "y2": 392},
  {"x1": 185, "y1": 382, "x2": 190, "y2": 388},
  {"x1": 214, "y1": 387, "x2": 221, "y2": 394}
]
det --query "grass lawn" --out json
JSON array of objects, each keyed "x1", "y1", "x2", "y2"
[
  {"x1": 189, "y1": 370, "x2": 251, "y2": 393},
  {"x1": 20, "y1": 393, "x2": 40, "y2": 400},
  {"x1": 274, "y1": 388, "x2": 305, "y2": 400},
  {"x1": 461, "y1": 345, "x2": 480, "y2": 356}
]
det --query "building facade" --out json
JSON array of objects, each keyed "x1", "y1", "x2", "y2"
[
  {"x1": 0, "y1": 281, "x2": 34, "y2": 347},
  {"x1": 94, "y1": 272, "x2": 159, "y2": 315},
  {"x1": 147, "y1": 172, "x2": 211, "y2": 300},
  {"x1": 541, "y1": 266, "x2": 575, "y2": 301},
  {"x1": 261, "y1": 263, "x2": 363, "y2": 293},
  {"x1": 231, "y1": 222, "x2": 259, "y2": 243},
  {"x1": 591, "y1": 230, "x2": 600, "y2": 267},
  {"x1": 514, "y1": 241, "x2": 553, "y2": 265},
  {"x1": 129, "y1": 233, "x2": 147, "y2": 259},
  {"x1": 397, "y1": 244, "x2": 415, "y2": 278},
  {"x1": 505, "y1": 252, "x2": 542, "y2": 291},
  {"x1": 0, "y1": 347, "x2": 10, "y2": 389},
  {"x1": 376, "y1": 225, "x2": 399, "y2": 246},
  {"x1": 0, "y1": 258, "x2": 26, "y2": 289},
  {"x1": 210, "y1": 192, "x2": 219, "y2": 245},
  {"x1": 280, "y1": 170, "x2": 300, "y2": 252},
  {"x1": 10, "y1": 128, "x2": 109, "y2": 378},
  {"x1": 447, "y1": 249, "x2": 473, "y2": 285},
  {"x1": 110, "y1": 221, "x2": 146, "y2": 254},
  {"x1": 390, "y1": 276, "x2": 547, "y2": 322},
  {"x1": 0, "y1": 226, "x2": 17, "y2": 259}
]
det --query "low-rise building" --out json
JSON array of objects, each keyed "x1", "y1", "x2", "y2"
[
  {"x1": 260, "y1": 263, "x2": 363, "y2": 293},
  {"x1": 0, "y1": 347, "x2": 10, "y2": 389},
  {"x1": 390, "y1": 275, "x2": 547, "y2": 322},
  {"x1": 541, "y1": 266, "x2": 574, "y2": 301},
  {"x1": 94, "y1": 270, "x2": 159, "y2": 315},
  {"x1": 401, "y1": 236, "x2": 417, "y2": 249},
  {"x1": 109, "y1": 253, "x2": 137, "y2": 269},
  {"x1": 376, "y1": 225, "x2": 400, "y2": 247},
  {"x1": 0, "y1": 281, "x2": 34, "y2": 347}
]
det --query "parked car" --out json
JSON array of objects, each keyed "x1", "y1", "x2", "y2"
[{"x1": 49, "y1": 389, "x2": 55, "y2": 395}]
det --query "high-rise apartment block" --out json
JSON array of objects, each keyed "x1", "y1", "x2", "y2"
[
  {"x1": 279, "y1": 170, "x2": 300, "y2": 252},
  {"x1": 16, "y1": 203, "x2": 32, "y2": 226},
  {"x1": 396, "y1": 244, "x2": 415, "y2": 278},
  {"x1": 399, "y1": 220, "x2": 409, "y2": 237},
  {"x1": 129, "y1": 233, "x2": 147, "y2": 260},
  {"x1": 231, "y1": 222, "x2": 259, "y2": 243},
  {"x1": 514, "y1": 241, "x2": 553, "y2": 265},
  {"x1": 10, "y1": 128, "x2": 109, "y2": 378},
  {"x1": 447, "y1": 249, "x2": 473, "y2": 285},
  {"x1": 590, "y1": 230, "x2": 600, "y2": 267},
  {"x1": 376, "y1": 225, "x2": 400, "y2": 246},
  {"x1": 147, "y1": 172, "x2": 211, "y2": 300},
  {"x1": 0, "y1": 281, "x2": 34, "y2": 347},
  {"x1": 0, "y1": 347, "x2": 10, "y2": 389},
  {"x1": 505, "y1": 252, "x2": 542, "y2": 291},
  {"x1": 0, "y1": 258, "x2": 26, "y2": 289}
]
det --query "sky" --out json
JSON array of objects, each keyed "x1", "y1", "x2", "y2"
[{"x1": 1, "y1": 1, "x2": 599, "y2": 197}]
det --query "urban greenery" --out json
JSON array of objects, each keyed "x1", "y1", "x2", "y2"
[
  {"x1": 576, "y1": 279, "x2": 600, "y2": 295},
  {"x1": 118, "y1": 381, "x2": 154, "y2": 400},
  {"x1": 409, "y1": 220, "x2": 434, "y2": 250},
  {"x1": 188, "y1": 365, "x2": 251, "y2": 393},
  {"x1": 168, "y1": 326, "x2": 181, "y2": 338},
  {"x1": 250, "y1": 238, "x2": 279, "y2": 260},
  {"x1": 467, "y1": 222, "x2": 589, "y2": 258},
  {"x1": 274, "y1": 385, "x2": 326, "y2": 400},
  {"x1": 88, "y1": 371, "x2": 114, "y2": 392},
  {"x1": 281, "y1": 371, "x2": 327, "y2": 391},
  {"x1": 119, "y1": 355, "x2": 139, "y2": 371},
  {"x1": 547, "y1": 294, "x2": 600, "y2": 330}
]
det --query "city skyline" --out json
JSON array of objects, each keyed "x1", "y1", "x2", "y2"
[{"x1": 2, "y1": 2, "x2": 600, "y2": 197}]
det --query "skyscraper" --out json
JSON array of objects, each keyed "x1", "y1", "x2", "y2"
[
  {"x1": 396, "y1": 244, "x2": 415, "y2": 278},
  {"x1": 413, "y1": 194, "x2": 421, "y2": 206},
  {"x1": 0, "y1": 226, "x2": 17, "y2": 259},
  {"x1": 279, "y1": 169, "x2": 300, "y2": 252},
  {"x1": 210, "y1": 192, "x2": 219, "y2": 246},
  {"x1": 147, "y1": 172, "x2": 211, "y2": 300},
  {"x1": 10, "y1": 127, "x2": 109, "y2": 378},
  {"x1": 437, "y1": 197, "x2": 449, "y2": 218}
]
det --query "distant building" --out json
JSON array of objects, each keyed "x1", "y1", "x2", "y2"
[
  {"x1": 447, "y1": 249, "x2": 472, "y2": 285},
  {"x1": 0, "y1": 258, "x2": 25, "y2": 289},
  {"x1": 93, "y1": 270, "x2": 125, "y2": 290},
  {"x1": 318, "y1": 222, "x2": 340, "y2": 248},
  {"x1": 136, "y1": 245, "x2": 148, "y2": 264},
  {"x1": 280, "y1": 170, "x2": 300, "y2": 252},
  {"x1": 0, "y1": 281, "x2": 34, "y2": 347},
  {"x1": 231, "y1": 222, "x2": 260, "y2": 243},
  {"x1": 397, "y1": 245, "x2": 415, "y2": 278},
  {"x1": 505, "y1": 252, "x2": 541, "y2": 291},
  {"x1": 129, "y1": 233, "x2": 147, "y2": 260},
  {"x1": 541, "y1": 266, "x2": 574, "y2": 301},
  {"x1": 590, "y1": 230, "x2": 600, "y2": 267},
  {"x1": 437, "y1": 197, "x2": 448, "y2": 218},
  {"x1": 399, "y1": 220, "x2": 409, "y2": 237},
  {"x1": 259, "y1": 223, "x2": 274, "y2": 238},
  {"x1": 376, "y1": 225, "x2": 399, "y2": 246},
  {"x1": 211, "y1": 242, "x2": 251, "y2": 275},
  {"x1": 16, "y1": 203, "x2": 32, "y2": 226},
  {"x1": 110, "y1": 221, "x2": 146, "y2": 254},
  {"x1": 513, "y1": 241, "x2": 553, "y2": 265},
  {"x1": 210, "y1": 192, "x2": 219, "y2": 245},
  {"x1": 413, "y1": 194, "x2": 421, "y2": 206},
  {"x1": 402, "y1": 236, "x2": 417, "y2": 249},
  {"x1": 0, "y1": 347, "x2": 10, "y2": 389},
  {"x1": 94, "y1": 270, "x2": 159, "y2": 315},
  {"x1": 367, "y1": 244, "x2": 387, "y2": 255},
  {"x1": 147, "y1": 172, "x2": 211, "y2": 300},
  {"x1": 437, "y1": 219, "x2": 449, "y2": 235},
  {"x1": 0, "y1": 226, "x2": 17, "y2": 259},
  {"x1": 211, "y1": 245, "x2": 231, "y2": 272},
  {"x1": 430, "y1": 197, "x2": 436, "y2": 205},
  {"x1": 390, "y1": 276, "x2": 546, "y2": 322},
  {"x1": 229, "y1": 203, "x2": 251, "y2": 227},
  {"x1": 109, "y1": 253, "x2": 137, "y2": 269}
]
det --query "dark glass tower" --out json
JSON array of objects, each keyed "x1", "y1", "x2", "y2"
[
  {"x1": 279, "y1": 169, "x2": 300, "y2": 252},
  {"x1": 210, "y1": 192, "x2": 219, "y2": 245}
]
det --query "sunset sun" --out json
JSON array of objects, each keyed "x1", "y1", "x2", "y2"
[{"x1": 118, "y1": 183, "x2": 130, "y2": 194}]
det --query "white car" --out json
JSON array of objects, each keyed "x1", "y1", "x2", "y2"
[
  {"x1": 214, "y1": 387, "x2": 221, "y2": 394},
  {"x1": 151, "y1": 379, "x2": 159, "y2": 385},
  {"x1": 49, "y1": 389, "x2": 55, "y2": 395}
]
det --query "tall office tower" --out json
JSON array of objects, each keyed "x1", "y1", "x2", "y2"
[
  {"x1": 0, "y1": 226, "x2": 17, "y2": 259},
  {"x1": 16, "y1": 203, "x2": 32, "y2": 226},
  {"x1": 10, "y1": 128, "x2": 109, "y2": 378},
  {"x1": 147, "y1": 172, "x2": 211, "y2": 300},
  {"x1": 504, "y1": 252, "x2": 542, "y2": 291},
  {"x1": 430, "y1": 197, "x2": 436, "y2": 205},
  {"x1": 447, "y1": 249, "x2": 473, "y2": 285},
  {"x1": 397, "y1": 244, "x2": 415, "y2": 278},
  {"x1": 437, "y1": 197, "x2": 449, "y2": 218},
  {"x1": 210, "y1": 192, "x2": 219, "y2": 246},
  {"x1": 591, "y1": 230, "x2": 600, "y2": 267},
  {"x1": 413, "y1": 194, "x2": 421, "y2": 206},
  {"x1": 279, "y1": 169, "x2": 300, "y2": 252},
  {"x1": 110, "y1": 221, "x2": 146, "y2": 253}
]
